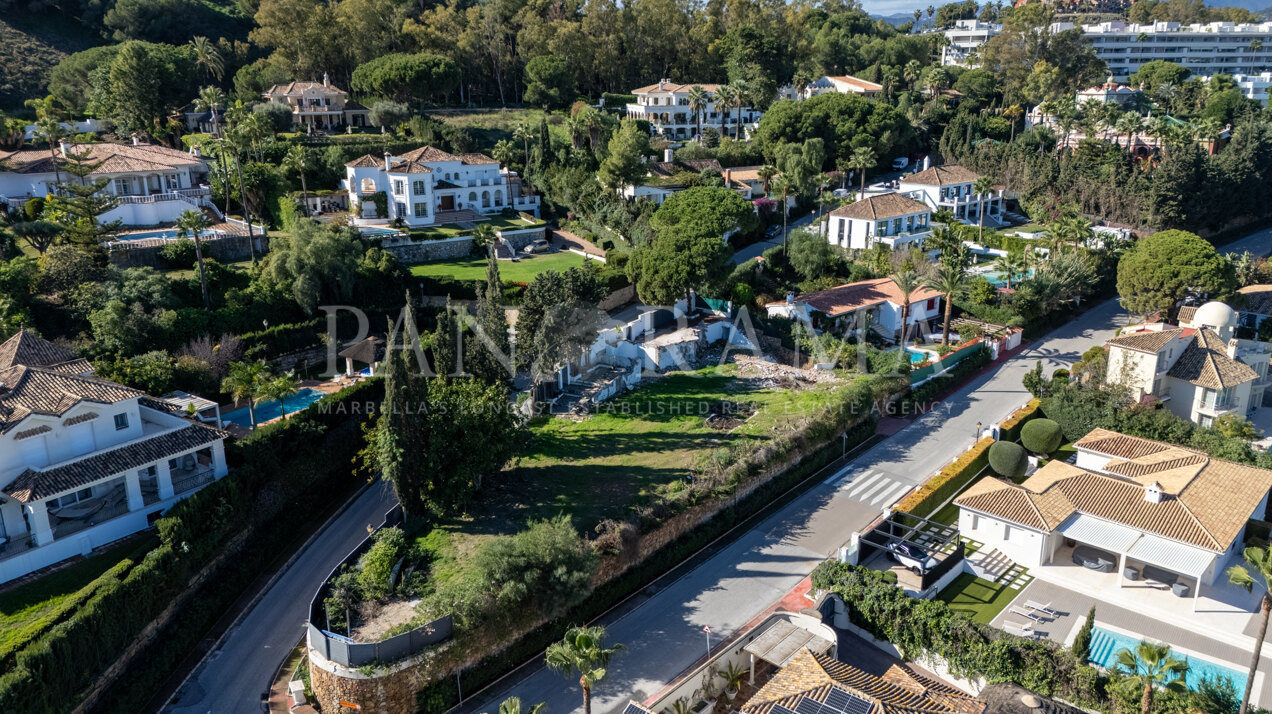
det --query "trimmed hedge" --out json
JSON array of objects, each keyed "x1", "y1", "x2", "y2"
[
  {"x1": 895, "y1": 436, "x2": 993, "y2": 518},
  {"x1": 416, "y1": 415, "x2": 880, "y2": 709},
  {"x1": 988, "y1": 441, "x2": 1027, "y2": 479},
  {"x1": 1021, "y1": 418, "x2": 1063, "y2": 455},
  {"x1": 0, "y1": 380, "x2": 384, "y2": 714},
  {"x1": 998, "y1": 398, "x2": 1041, "y2": 443}
]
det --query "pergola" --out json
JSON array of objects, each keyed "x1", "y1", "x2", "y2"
[
  {"x1": 337, "y1": 336, "x2": 386, "y2": 377},
  {"x1": 742, "y1": 619, "x2": 835, "y2": 686}
]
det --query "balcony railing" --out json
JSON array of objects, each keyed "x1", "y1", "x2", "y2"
[
  {"x1": 115, "y1": 187, "x2": 211, "y2": 205},
  {"x1": 52, "y1": 499, "x2": 131, "y2": 540},
  {"x1": 172, "y1": 464, "x2": 216, "y2": 495}
]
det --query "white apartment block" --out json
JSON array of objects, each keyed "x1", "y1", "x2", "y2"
[
  {"x1": 0, "y1": 139, "x2": 215, "y2": 227},
  {"x1": 0, "y1": 330, "x2": 228, "y2": 584},
  {"x1": 625, "y1": 81, "x2": 762, "y2": 140},
  {"x1": 1212, "y1": 71, "x2": 1272, "y2": 105},
  {"x1": 343, "y1": 146, "x2": 539, "y2": 228},
  {"x1": 1053, "y1": 21, "x2": 1272, "y2": 81},
  {"x1": 941, "y1": 20, "x2": 1001, "y2": 67}
]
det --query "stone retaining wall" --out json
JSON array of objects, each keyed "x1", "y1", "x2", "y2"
[
  {"x1": 107, "y1": 233, "x2": 268, "y2": 269},
  {"x1": 309, "y1": 649, "x2": 425, "y2": 714},
  {"x1": 382, "y1": 226, "x2": 545, "y2": 263}
]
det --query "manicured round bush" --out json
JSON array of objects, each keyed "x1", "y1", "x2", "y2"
[
  {"x1": 1021, "y1": 418, "x2": 1064, "y2": 455},
  {"x1": 988, "y1": 441, "x2": 1028, "y2": 480}
]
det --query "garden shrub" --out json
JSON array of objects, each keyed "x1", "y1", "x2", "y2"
[
  {"x1": 1021, "y1": 418, "x2": 1063, "y2": 455},
  {"x1": 358, "y1": 527, "x2": 408, "y2": 601},
  {"x1": 158, "y1": 239, "x2": 198, "y2": 269},
  {"x1": 998, "y1": 398, "x2": 1041, "y2": 442},
  {"x1": 988, "y1": 441, "x2": 1027, "y2": 479}
]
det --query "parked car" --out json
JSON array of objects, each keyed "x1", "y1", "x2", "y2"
[
  {"x1": 526, "y1": 238, "x2": 550, "y2": 254},
  {"x1": 765, "y1": 224, "x2": 782, "y2": 238},
  {"x1": 891, "y1": 157, "x2": 910, "y2": 170},
  {"x1": 886, "y1": 541, "x2": 939, "y2": 575}
]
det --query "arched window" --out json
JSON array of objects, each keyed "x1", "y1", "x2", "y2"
[
  {"x1": 481, "y1": 190, "x2": 491, "y2": 208},
  {"x1": 359, "y1": 178, "x2": 375, "y2": 194}
]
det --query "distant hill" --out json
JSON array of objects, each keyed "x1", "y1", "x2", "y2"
[{"x1": 0, "y1": 14, "x2": 105, "y2": 112}]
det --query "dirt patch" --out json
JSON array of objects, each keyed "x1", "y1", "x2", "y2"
[
  {"x1": 729, "y1": 353, "x2": 841, "y2": 387},
  {"x1": 705, "y1": 400, "x2": 757, "y2": 430},
  {"x1": 349, "y1": 597, "x2": 422, "y2": 642}
]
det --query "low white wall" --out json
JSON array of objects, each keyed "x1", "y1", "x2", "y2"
[{"x1": 106, "y1": 198, "x2": 202, "y2": 226}]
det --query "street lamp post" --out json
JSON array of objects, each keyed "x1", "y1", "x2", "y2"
[{"x1": 975, "y1": 421, "x2": 983, "y2": 442}]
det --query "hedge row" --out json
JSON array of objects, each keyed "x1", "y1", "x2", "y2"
[
  {"x1": 416, "y1": 416, "x2": 880, "y2": 709},
  {"x1": 901, "y1": 344, "x2": 992, "y2": 412},
  {"x1": 895, "y1": 436, "x2": 994, "y2": 519},
  {"x1": 999, "y1": 398, "x2": 1043, "y2": 443},
  {"x1": 0, "y1": 380, "x2": 384, "y2": 714}
]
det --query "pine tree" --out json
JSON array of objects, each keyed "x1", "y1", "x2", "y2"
[
  {"x1": 468, "y1": 252, "x2": 512, "y2": 385},
  {"x1": 47, "y1": 143, "x2": 121, "y2": 247}
]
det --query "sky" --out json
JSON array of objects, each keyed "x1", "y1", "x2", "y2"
[{"x1": 862, "y1": 0, "x2": 961, "y2": 19}]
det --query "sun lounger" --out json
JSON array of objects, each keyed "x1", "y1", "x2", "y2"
[
  {"x1": 1003, "y1": 621, "x2": 1035, "y2": 638},
  {"x1": 1024, "y1": 600, "x2": 1058, "y2": 617},
  {"x1": 1010, "y1": 606, "x2": 1045, "y2": 622}
]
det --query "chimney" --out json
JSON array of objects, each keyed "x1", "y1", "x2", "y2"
[
  {"x1": 190, "y1": 145, "x2": 202, "y2": 158},
  {"x1": 384, "y1": 152, "x2": 392, "y2": 171},
  {"x1": 664, "y1": 148, "x2": 674, "y2": 163},
  {"x1": 130, "y1": 133, "x2": 140, "y2": 146},
  {"x1": 323, "y1": 72, "x2": 330, "y2": 88},
  {"x1": 786, "y1": 291, "x2": 795, "y2": 305},
  {"x1": 1144, "y1": 481, "x2": 1164, "y2": 504},
  {"x1": 724, "y1": 168, "x2": 732, "y2": 185}
]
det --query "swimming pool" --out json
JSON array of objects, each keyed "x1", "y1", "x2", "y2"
[
  {"x1": 359, "y1": 226, "x2": 403, "y2": 237},
  {"x1": 223, "y1": 388, "x2": 326, "y2": 427},
  {"x1": 1088, "y1": 626, "x2": 1246, "y2": 692},
  {"x1": 118, "y1": 229, "x2": 221, "y2": 242},
  {"x1": 906, "y1": 347, "x2": 934, "y2": 364},
  {"x1": 979, "y1": 269, "x2": 1035, "y2": 287}
]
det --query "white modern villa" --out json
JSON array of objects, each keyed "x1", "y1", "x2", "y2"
[
  {"x1": 0, "y1": 330, "x2": 228, "y2": 584},
  {"x1": 800, "y1": 75, "x2": 883, "y2": 98},
  {"x1": 625, "y1": 80, "x2": 763, "y2": 140},
  {"x1": 343, "y1": 146, "x2": 539, "y2": 228},
  {"x1": 262, "y1": 75, "x2": 371, "y2": 131},
  {"x1": 826, "y1": 193, "x2": 932, "y2": 251},
  {"x1": 0, "y1": 139, "x2": 215, "y2": 226},
  {"x1": 898, "y1": 165, "x2": 1003, "y2": 226}
]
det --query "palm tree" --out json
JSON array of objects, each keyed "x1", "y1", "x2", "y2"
[
  {"x1": 221, "y1": 360, "x2": 270, "y2": 429},
  {"x1": 729, "y1": 80, "x2": 749, "y2": 141},
  {"x1": 850, "y1": 146, "x2": 877, "y2": 194},
  {"x1": 1114, "y1": 640, "x2": 1189, "y2": 714},
  {"x1": 757, "y1": 164, "x2": 777, "y2": 195},
  {"x1": 190, "y1": 36, "x2": 224, "y2": 81},
  {"x1": 772, "y1": 174, "x2": 796, "y2": 251},
  {"x1": 545, "y1": 625, "x2": 624, "y2": 714},
  {"x1": 1117, "y1": 111, "x2": 1142, "y2": 154},
  {"x1": 991, "y1": 252, "x2": 1024, "y2": 289},
  {"x1": 890, "y1": 270, "x2": 923, "y2": 349},
  {"x1": 281, "y1": 145, "x2": 311, "y2": 216},
  {"x1": 175, "y1": 209, "x2": 212, "y2": 309},
  {"x1": 815, "y1": 172, "x2": 831, "y2": 226},
  {"x1": 472, "y1": 223, "x2": 497, "y2": 256},
  {"x1": 713, "y1": 84, "x2": 738, "y2": 137},
  {"x1": 513, "y1": 123, "x2": 535, "y2": 170},
  {"x1": 258, "y1": 372, "x2": 301, "y2": 420},
  {"x1": 923, "y1": 261, "x2": 971, "y2": 345},
  {"x1": 196, "y1": 85, "x2": 227, "y2": 138},
  {"x1": 913, "y1": 8, "x2": 922, "y2": 25},
  {"x1": 1003, "y1": 104, "x2": 1023, "y2": 142},
  {"x1": 564, "y1": 111, "x2": 587, "y2": 151},
  {"x1": 492, "y1": 139, "x2": 517, "y2": 204},
  {"x1": 498, "y1": 697, "x2": 546, "y2": 714},
  {"x1": 34, "y1": 118, "x2": 65, "y2": 188},
  {"x1": 687, "y1": 85, "x2": 709, "y2": 142},
  {"x1": 903, "y1": 60, "x2": 922, "y2": 92},
  {"x1": 1228, "y1": 546, "x2": 1272, "y2": 714},
  {"x1": 972, "y1": 176, "x2": 994, "y2": 243}
]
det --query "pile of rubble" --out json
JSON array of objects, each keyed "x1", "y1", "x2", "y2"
[{"x1": 730, "y1": 353, "x2": 842, "y2": 387}]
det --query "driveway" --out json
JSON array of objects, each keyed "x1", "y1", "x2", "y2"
[
  {"x1": 732, "y1": 209, "x2": 820, "y2": 264},
  {"x1": 457, "y1": 224, "x2": 1272, "y2": 714},
  {"x1": 162, "y1": 480, "x2": 397, "y2": 714}
]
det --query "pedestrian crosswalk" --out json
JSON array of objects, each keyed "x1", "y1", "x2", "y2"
[{"x1": 829, "y1": 468, "x2": 915, "y2": 507}]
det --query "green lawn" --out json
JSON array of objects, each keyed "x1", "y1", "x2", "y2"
[
  {"x1": 410, "y1": 251, "x2": 586, "y2": 283},
  {"x1": 0, "y1": 535, "x2": 157, "y2": 659},
  {"x1": 936, "y1": 572, "x2": 1022, "y2": 624}
]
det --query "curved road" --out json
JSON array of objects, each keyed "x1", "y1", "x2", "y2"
[
  {"x1": 160, "y1": 226, "x2": 1272, "y2": 714},
  {"x1": 163, "y1": 480, "x2": 397, "y2": 714}
]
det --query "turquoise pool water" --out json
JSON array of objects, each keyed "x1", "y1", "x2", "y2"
[
  {"x1": 118, "y1": 229, "x2": 220, "y2": 241},
  {"x1": 979, "y1": 268, "x2": 1035, "y2": 287},
  {"x1": 906, "y1": 348, "x2": 932, "y2": 364},
  {"x1": 1089, "y1": 626, "x2": 1246, "y2": 692},
  {"x1": 223, "y1": 388, "x2": 326, "y2": 427},
  {"x1": 359, "y1": 226, "x2": 402, "y2": 236}
]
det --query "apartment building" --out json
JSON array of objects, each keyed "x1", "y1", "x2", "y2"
[
  {"x1": 1053, "y1": 21, "x2": 1272, "y2": 81},
  {"x1": 1217, "y1": 71, "x2": 1272, "y2": 105},
  {"x1": 941, "y1": 20, "x2": 1001, "y2": 66}
]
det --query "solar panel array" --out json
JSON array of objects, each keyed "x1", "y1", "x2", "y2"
[
  {"x1": 623, "y1": 703, "x2": 652, "y2": 714},
  {"x1": 769, "y1": 688, "x2": 874, "y2": 714}
]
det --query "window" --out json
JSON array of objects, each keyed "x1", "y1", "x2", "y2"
[
  {"x1": 114, "y1": 178, "x2": 130, "y2": 195},
  {"x1": 359, "y1": 178, "x2": 375, "y2": 194},
  {"x1": 393, "y1": 180, "x2": 405, "y2": 196},
  {"x1": 926, "y1": 298, "x2": 937, "y2": 310},
  {"x1": 412, "y1": 180, "x2": 426, "y2": 195},
  {"x1": 114, "y1": 413, "x2": 129, "y2": 430},
  {"x1": 413, "y1": 202, "x2": 428, "y2": 217},
  {"x1": 395, "y1": 202, "x2": 406, "y2": 217},
  {"x1": 876, "y1": 221, "x2": 888, "y2": 236}
]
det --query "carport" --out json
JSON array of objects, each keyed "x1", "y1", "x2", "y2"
[{"x1": 742, "y1": 619, "x2": 835, "y2": 686}]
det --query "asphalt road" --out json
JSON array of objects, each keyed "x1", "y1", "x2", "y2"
[
  {"x1": 456, "y1": 225, "x2": 1272, "y2": 714},
  {"x1": 162, "y1": 480, "x2": 397, "y2": 714},
  {"x1": 159, "y1": 225, "x2": 1272, "y2": 714}
]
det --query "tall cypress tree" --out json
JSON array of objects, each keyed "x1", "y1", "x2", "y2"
[{"x1": 468, "y1": 252, "x2": 511, "y2": 385}]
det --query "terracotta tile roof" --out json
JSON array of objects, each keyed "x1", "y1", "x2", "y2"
[
  {"x1": 631, "y1": 81, "x2": 725, "y2": 94},
  {"x1": 0, "y1": 143, "x2": 203, "y2": 176},
  {"x1": 956, "y1": 428, "x2": 1272, "y2": 552},
  {"x1": 0, "y1": 329, "x2": 83, "y2": 371},
  {"x1": 0, "y1": 330, "x2": 138, "y2": 434},
  {"x1": 1106, "y1": 327, "x2": 1184, "y2": 354},
  {"x1": 390, "y1": 161, "x2": 433, "y2": 174},
  {"x1": 769, "y1": 278, "x2": 942, "y2": 318},
  {"x1": 457, "y1": 152, "x2": 498, "y2": 165},
  {"x1": 827, "y1": 75, "x2": 884, "y2": 92},
  {"x1": 5, "y1": 423, "x2": 223, "y2": 502},
  {"x1": 1238, "y1": 285, "x2": 1272, "y2": 316},
  {"x1": 344, "y1": 154, "x2": 381, "y2": 168},
  {"x1": 263, "y1": 81, "x2": 348, "y2": 96},
  {"x1": 1166, "y1": 328, "x2": 1258, "y2": 389},
  {"x1": 901, "y1": 165, "x2": 981, "y2": 187},
  {"x1": 648, "y1": 158, "x2": 725, "y2": 178},
  {"x1": 398, "y1": 146, "x2": 461, "y2": 164},
  {"x1": 745, "y1": 649, "x2": 985, "y2": 714},
  {"x1": 831, "y1": 193, "x2": 930, "y2": 221}
]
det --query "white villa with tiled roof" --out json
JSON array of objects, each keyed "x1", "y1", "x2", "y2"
[
  {"x1": 0, "y1": 138, "x2": 214, "y2": 226},
  {"x1": 342, "y1": 146, "x2": 538, "y2": 227},
  {"x1": 625, "y1": 80, "x2": 763, "y2": 139},
  {"x1": 262, "y1": 74, "x2": 370, "y2": 131},
  {"x1": 766, "y1": 277, "x2": 943, "y2": 341},
  {"x1": 800, "y1": 75, "x2": 884, "y2": 99},
  {"x1": 956, "y1": 427, "x2": 1272, "y2": 607},
  {"x1": 0, "y1": 330, "x2": 227, "y2": 584},
  {"x1": 827, "y1": 193, "x2": 932, "y2": 252},
  {"x1": 898, "y1": 165, "x2": 1003, "y2": 226},
  {"x1": 1105, "y1": 301, "x2": 1269, "y2": 427}
]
